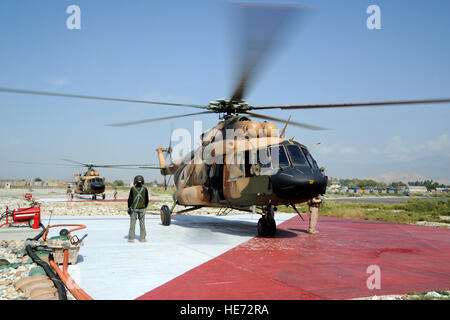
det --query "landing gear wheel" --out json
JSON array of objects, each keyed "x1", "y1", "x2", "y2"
[
  {"x1": 102, "y1": 193, "x2": 106, "y2": 200},
  {"x1": 257, "y1": 218, "x2": 276, "y2": 237},
  {"x1": 92, "y1": 195, "x2": 97, "y2": 200},
  {"x1": 257, "y1": 218, "x2": 266, "y2": 236},
  {"x1": 160, "y1": 205, "x2": 171, "y2": 226},
  {"x1": 267, "y1": 219, "x2": 276, "y2": 236}
]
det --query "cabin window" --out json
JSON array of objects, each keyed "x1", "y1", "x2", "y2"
[{"x1": 285, "y1": 144, "x2": 309, "y2": 167}]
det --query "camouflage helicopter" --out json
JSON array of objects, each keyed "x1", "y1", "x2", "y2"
[
  {"x1": 62, "y1": 159, "x2": 108, "y2": 200},
  {"x1": 1, "y1": 3, "x2": 449, "y2": 235}
]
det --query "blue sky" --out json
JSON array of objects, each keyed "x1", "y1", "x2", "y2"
[{"x1": 0, "y1": 0, "x2": 449, "y2": 183}]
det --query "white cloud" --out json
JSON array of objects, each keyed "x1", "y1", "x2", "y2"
[
  {"x1": 383, "y1": 134, "x2": 450, "y2": 162},
  {"x1": 5, "y1": 138, "x2": 22, "y2": 147},
  {"x1": 49, "y1": 78, "x2": 71, "y2": 88},
  {"x1": 340, "y1": 147, "x2": 357, "y2": 154}
]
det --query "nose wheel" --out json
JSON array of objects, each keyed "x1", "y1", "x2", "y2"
[{"x1": 257, "y1": 206, "x2": 276, "y2": 237}]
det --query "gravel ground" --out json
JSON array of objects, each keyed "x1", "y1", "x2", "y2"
[{"x1": 0, "y1": 240, "x2": 38, "y2": 300}]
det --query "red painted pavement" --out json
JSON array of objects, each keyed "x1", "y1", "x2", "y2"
[
  {"x1": 137, "y1": 216, "x2": 450, "y2": 300},
  {"x1": 57, "y1": 199, "x2": 159, "y2": 203}
]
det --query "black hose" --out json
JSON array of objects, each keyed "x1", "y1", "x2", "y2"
[
  {"x1": 25, "y1": 245, "x2": 67, "y2": 300},
  {"x1": 27, "y1": 222, "x2": 46, "y2": 241}
]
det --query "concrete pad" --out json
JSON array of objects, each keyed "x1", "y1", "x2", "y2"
[
  {"x1": 41, "y1": 213, "x2": 294, "y2": 300},
  {"x1": 0, "y1": 226, "x2": 42, "y2": 241}
]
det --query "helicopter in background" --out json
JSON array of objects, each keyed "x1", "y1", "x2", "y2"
[{"x1": 66, "y1": 160, "x2": 107, "y2": 200}]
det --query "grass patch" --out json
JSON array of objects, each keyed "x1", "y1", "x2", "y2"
[
  {"x1": 278, "y1": 199, "x2": 450, "y2": 224},
  {"x1": 150, "y1": 187, "x2": 175, "y2": 195}
]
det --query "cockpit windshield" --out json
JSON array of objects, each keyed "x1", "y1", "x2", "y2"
[
  {"x1": 301, "y1": 147, "x2": 319, "y2": 170},
  {"x1": 269, "y1": 146, "x2": 290, "y2": 169},
  {"x1": 285, "y1": 144, "x2": 309, "y2": 167}
]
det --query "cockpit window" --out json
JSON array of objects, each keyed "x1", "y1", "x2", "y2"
[
  {"x1": 301, "y1": 147, "x2": 319, "y2": 170},
  {"x1": 286, "y1": 145, "x2": 309, "y2": 167},
  {"x1": 270, "y1": 146, "x2": 290, "y2": 169}
]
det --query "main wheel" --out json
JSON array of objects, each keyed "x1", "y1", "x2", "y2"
[
  {"x1": 92, "y1": 195, "x2": 97, "y2": 200},
  {"x1": 257, "y1": 218, "x2": 276, "y2": 237},
  {"x1": 102, "y1": 193, "x2": 106, "y2": 200},
  {"x1": 160, "y1": 205, "x2": 171, "y2": 226},
  {"x1": 267, "y1": 219, "x2": 276, "y2": 236}
]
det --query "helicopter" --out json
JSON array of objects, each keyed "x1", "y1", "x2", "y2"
[
  {"x1": 61, "y1": 159, "x2": 154, "y2": 200},
  {"x1": 63, "y1": 160, "x2": 107, "y2": 200},
  {"x1": 8, "y1": 159, "x2": 136, "y2": 200},
  {"x1": 1, "y1": 3, "x2": 449, "y2": 235}
]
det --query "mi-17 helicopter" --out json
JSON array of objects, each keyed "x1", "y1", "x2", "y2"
[
  {"x1": 61, "y1": 159, "x2": 108, "y2": 200},
  {"x1": 1, "y1": 3, "x2": 449, "y2": 235}
]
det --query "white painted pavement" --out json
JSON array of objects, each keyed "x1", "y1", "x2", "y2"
[{"x1": 44, "y1": 213, "x2": 296, "y2": 300}]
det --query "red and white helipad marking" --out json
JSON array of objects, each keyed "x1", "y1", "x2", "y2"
[
  {"x1": 138, "y1": 216, "x2": 450, "y2": 300},
  {"x1": 45, "y1": 214, "x2": 450, "y2": 300}
]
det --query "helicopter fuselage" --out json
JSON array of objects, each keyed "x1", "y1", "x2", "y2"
[
  {"x1": 74, "y1": 170, "x2": 106, "y2": 196},
  {"x1": 157, "y1": 117, "x2": 327, "y2": 209}
]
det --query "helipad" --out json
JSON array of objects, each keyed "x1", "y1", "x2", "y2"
[{"x1": 39, "y1": 213, "x2": 450, "y2": 300}]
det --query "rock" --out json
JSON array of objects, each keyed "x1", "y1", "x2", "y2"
[
  {"x1": 0, "y1": 259, "x2": 10, "y2": 266},
  {"x1": 14, "y1": 275, "x2": 48, "y2": 290},
  {"x1": 425, "y1": 291, "x2": 442, "y2": 298}
]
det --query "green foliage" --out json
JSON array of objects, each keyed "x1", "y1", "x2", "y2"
[
  {"x1": 112, "y1": 180, "x2": 124, "y2": 187},
  {"x1": 278, "y1": 200, "x2": 449, "y2": 225},
  {"x1": 390, "y1": 181, "x2": 407, "y2": 188},
  {"x1": 408, "y1": 180, "x2": 449, "y2": 190},
  {"x1": 329, "y1": 177, "x2": 386, "y2": 189},
  {"x1": 34, "y1": 177, "x2": 42, "y2": 182}
]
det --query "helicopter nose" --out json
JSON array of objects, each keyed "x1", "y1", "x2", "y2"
[
  {"x1": 270, "y1": 167, "x2": 327, "y2": 200},
  {"x1": 90, "y1": 182, "x2": 105, "y2": 191}
]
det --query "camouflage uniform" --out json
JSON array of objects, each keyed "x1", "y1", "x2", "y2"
[
  {"x1": 308, "y1": 196, "x2": 322, "y2": 234},
  {"x1": 127, "y1": 185, "x2": 149, "y2": 242}
]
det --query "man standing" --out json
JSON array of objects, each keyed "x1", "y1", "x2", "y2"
[
  {"x1": 127, "y1": 175, "x2": 149, "y2": 243},
  {"x1": 307, "y1": 196, "x2": 322, "y2": 234},
  {"x1": 67, "y1": 185, "x2": 73, "y2": 201},
  {"x1": 113, "y1": 188, "x2": 118, "y2": 201}
]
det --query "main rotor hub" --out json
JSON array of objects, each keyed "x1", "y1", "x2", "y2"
[{"x1": 207, "y1": 98, "x2": 251, "y2": 114}]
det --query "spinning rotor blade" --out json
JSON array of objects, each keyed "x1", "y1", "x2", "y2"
[
  {"x1": 0, "y1": 87, "x2": 206, "y2": 109},
  {"x1": 252, "y1": 98, "x2": 450, "y2": 110},
  {"x1": 230, "y1": 3, "x2": 307, "y2": 102},
  {"x1": 8, "y1": 160, "x2": 74, "y2": 167},
  {"x1": 59, "y1": 158, "x2": 91, "y2": 167},
  {"x1": 244, "y1": 111, "x2": 326, "y2": 131},
  {"x1": 107, "y1": 111, "x2": 214, "y2": 127}
]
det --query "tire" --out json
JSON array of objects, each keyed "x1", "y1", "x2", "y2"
[
  {"x1": 102, "y1": 194, "x2": 106, "y2": 200},
  {"x1": 257, "y1": 218, "x2": 267, "y2": 236},
  {"x1": 257, "y1": 218, "x2": 276, "y2": 237},
  {"x1": 267, "y1": 219, "x2": 276, "y2": 236},
  {"x1": 160, "y1": 205, "x2": 171, "y2": 226},
  {"x1": 92, "y1": 195, "x2": 97, "y2": 200}
]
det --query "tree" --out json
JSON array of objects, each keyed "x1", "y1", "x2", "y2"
[
  {"x1": 112, "y1": 180, "x2": 124, "y2": 187},
  {"x1": 34, "y1": 177, "x2": 42, "y2": 182}
]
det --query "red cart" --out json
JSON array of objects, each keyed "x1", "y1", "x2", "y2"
[{"x1": 0, "y1": 195, "x2": 41, "y2": 229}]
